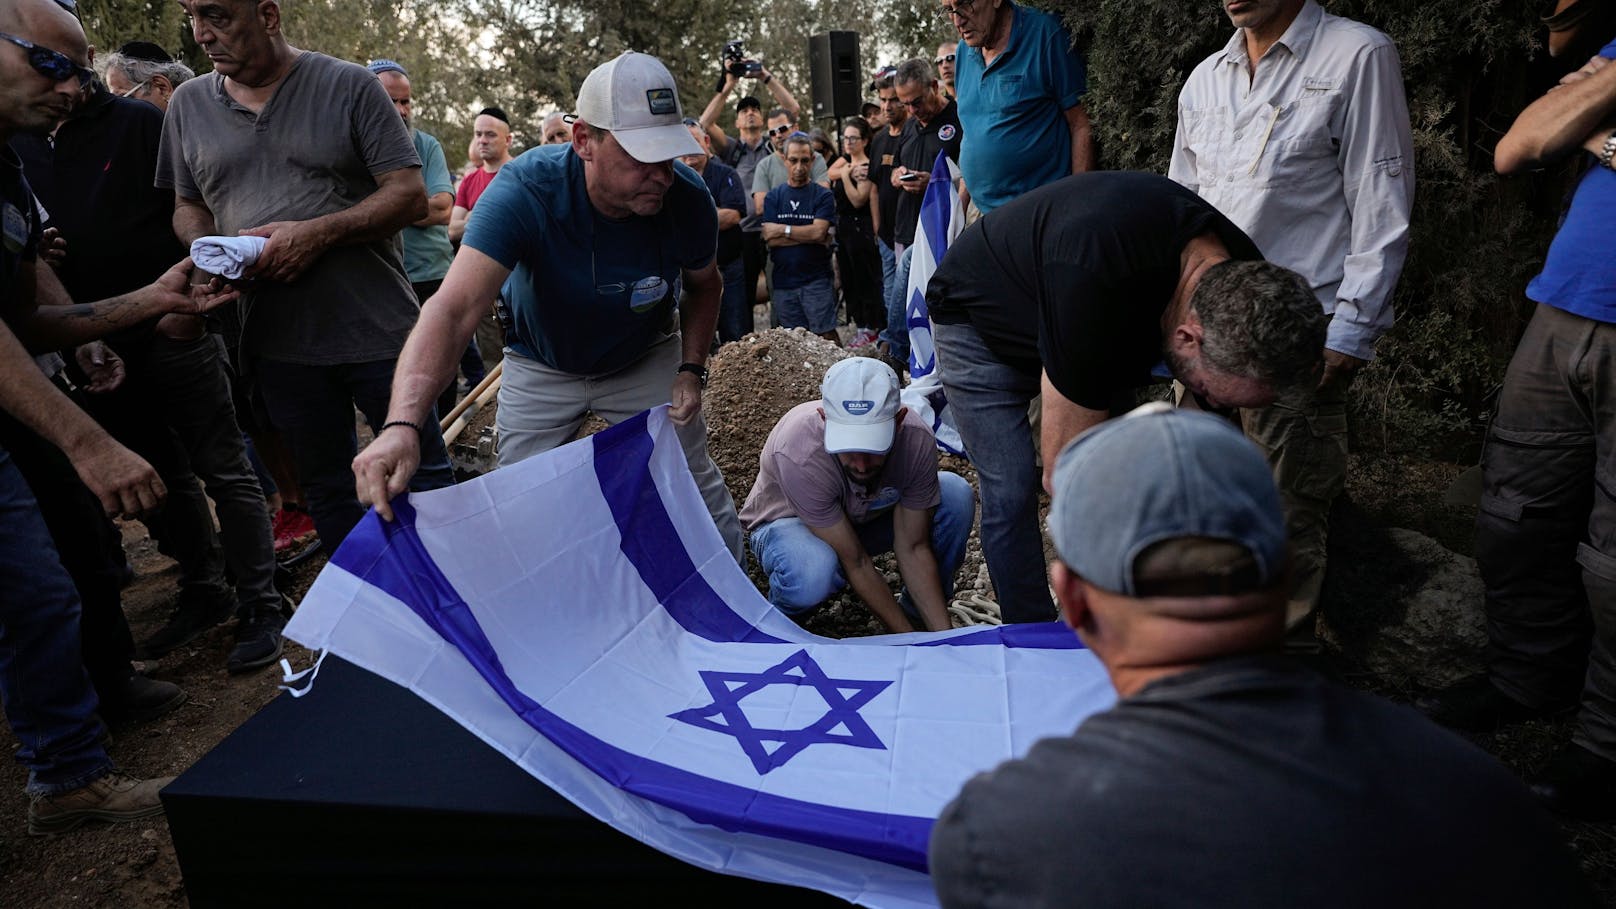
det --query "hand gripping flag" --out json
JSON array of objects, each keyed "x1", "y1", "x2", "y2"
[
  {"x1": 283, "y1": 407, "x2": 1114, "y2": 908},
  {"x1": 901, "y1": 150, "x2": 966, "y2": 456}
]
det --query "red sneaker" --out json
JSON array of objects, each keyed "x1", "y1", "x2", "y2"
[{"x1": 272, "y1": 508, "x2": 317, "y2": 553}]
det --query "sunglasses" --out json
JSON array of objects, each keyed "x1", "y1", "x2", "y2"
[
  {"x1": 940, "y1": 0, "x2": 977, "y2": 20},
  {"x1": 767, "y1": 123, "x2": 794, "y2": 138},
  {"x1": 936, "y1": 53, "x2": 956, "y2": 65},
  {"x1": 0, "y1": 32, "x2": 95, "y2": 91}
]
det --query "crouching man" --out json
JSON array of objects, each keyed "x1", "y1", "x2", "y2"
[{"x1": 740, "y1": 358, "x2": 974, "y2": 633}]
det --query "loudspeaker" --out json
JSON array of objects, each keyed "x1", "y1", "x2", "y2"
[{"x1": 807, "y1": 31, "x2": 861, "y2": 122}]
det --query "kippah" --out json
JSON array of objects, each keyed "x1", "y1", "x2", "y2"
[
  {"x1": 116, "y1": 41, "x2": 171, "y2": 63},
  {"x1": 478, "y1": 106, "x2": 510, "y2": 125},
  {"x1": 366, "y1": 58, "x2": 408, "y2": 77}
]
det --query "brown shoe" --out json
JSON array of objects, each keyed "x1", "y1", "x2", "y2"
[{"x1": 27, "y1": 771, "x2": 174, "y2": 836}]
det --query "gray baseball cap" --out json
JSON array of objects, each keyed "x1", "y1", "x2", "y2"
[
  {"x1": 1048, "y1": 404, "x2": 1286, "y2": 597},
  {"x1": 575, "y1": 51, "x2": 702, "y2": 163}
]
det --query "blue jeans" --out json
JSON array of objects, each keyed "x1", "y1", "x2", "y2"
[
  {"x1": 0, "y1": 446, "x2": 112, "y2": 795},
  {"x1": 880, "y1": 244, "x2": 914, "y2": 365},
  {"x1": 878, "y1": 240, "x2": 897, "y2": 320},
  {"x1": 932, "y1": 320, "x2": 1056, "y2": 623},
  {"x1": 750, "y1": 471, "x2": 975, "y2": 614},
  {"x1": 257, "y1": 358, "x2": 455, "y2": 551},
  {"x1": 716, "y1": 257, "x2": 748, "y2": 344},
  {"x1": 773, "y1": 276, "x2": 838, "y2": 334}
]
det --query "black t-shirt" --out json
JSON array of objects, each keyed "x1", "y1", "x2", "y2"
[
  {"x1": 930, "y1": 656, "x2": 1595, "y2": 909},
  {"x1": 867, "y1": 128, "x2": 905, "y2": 247},
  {"x1": 1, "y1": 147, "x2": 40, "y2": 299},
  {"x1": 926, "y1": 172, "x2": 1260, "y2": 409},
  {"x1": 893, "y1": 98, "x2": 962, "y2": 247}
]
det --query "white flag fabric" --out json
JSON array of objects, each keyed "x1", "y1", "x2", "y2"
[
  {"x1": 188, "y1": 235, "x2": 266, "y2": 280},
  {"x1": 284, "y1": 406, "x2": 1114, "y2": 907},
  {"x1": 901, "y1": 151, "x2": 966, "y2": 456}
]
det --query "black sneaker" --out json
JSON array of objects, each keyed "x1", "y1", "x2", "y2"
[
  {"x1": 226, "y1": 608, "x2": 285, "y2": 675},
  {"x1": 100, "y1": 672, "x2": 187, "y2": 725},
  {"x1": 1413, "y1": 675, "x2": 1567, "y2": 731},
  {"x1": 136, "y1": 591, "x2": 236, "y2": 659},
  {"x1": 1530, "y1": 744, "x2": 1616, "y2": 821}
]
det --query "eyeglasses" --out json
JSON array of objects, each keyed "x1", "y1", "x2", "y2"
[
  {"x1": 767, "y1": 124, "x2": 794, "y2": 138},
  {"x1": 119, "y1": 80, "x2": 149, "y2": 98},
  {"x1": 0, "y1": 32, "x2": 95, "y2": 91},
  {"x1": 842, "y1": 134, "x2": 863, "y2": 142},
  {"x1": 935, "y1": 53, "x2": 956, "y2": 65},
  {"x1": 940, "y1": 0, "x2": 976, "y2": 20}
]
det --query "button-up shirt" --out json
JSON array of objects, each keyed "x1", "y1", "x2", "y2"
[{"x1": 1169, "y1": 0, "x2": 1414, "y2": 360}]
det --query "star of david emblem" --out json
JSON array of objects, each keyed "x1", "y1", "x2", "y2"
[{"x1": 668, "y1": 649, "x2": 892, "y2": 775}]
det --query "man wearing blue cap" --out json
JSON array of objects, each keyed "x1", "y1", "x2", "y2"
[{"x1": 929, "y1": 405, "x2": 1593, "y2": 907}]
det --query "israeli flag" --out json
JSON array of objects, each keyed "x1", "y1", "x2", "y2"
[
  {"x1": 902, "y1": 150, "x2": 966, "y2": 456},
  {"x1": 284, "y1": 407, "x2": 1114, "y2": 907}
]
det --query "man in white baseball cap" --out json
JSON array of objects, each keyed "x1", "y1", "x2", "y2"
[
  {"x1": 739, "y1": 357, "x2": 976, "y2": 633},
  {"x1": 356, "y1": 51, "x2": 745, "y2": 564}
]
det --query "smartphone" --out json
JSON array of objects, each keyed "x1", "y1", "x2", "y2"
[{"x1": 898, "y1": 172, "x2": 921, "y2": 182}]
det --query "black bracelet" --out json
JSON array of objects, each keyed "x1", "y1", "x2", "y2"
[{"x1": 382, "y1": 420, "x2": 422, "y2": 436}]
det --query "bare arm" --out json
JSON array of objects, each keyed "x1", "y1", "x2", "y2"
[
  {"x1": 807, "y1": 514, "x2": 916, "y2": 634},
  {"x1": 1066, "y1": 103, "x2": 1095, "y2": 174},
  {"x1": 1497, "y1": 53, "x2": 1616, "y2": 174},
  {"x1": 700, "y1": 74, "x2": 739, "y2": 156},
  {"x1": 1040, "y1": 370, "x2": 1109, "y2": 493},
  {"x1": 241, "y1": 166, "x2": 428, "y2": 283},
  {"x1": 172, "y1": 194, "x2": 217, "y2": 246},
  {"x1": 760, "y1": 68, "x2": 803, "y2": 122},
  {"x1": 762, "y1": 218, "x2": 832, "y2": 246},
  {"x1": 672, "y1": 261, "x2": 722, "y2": 426},
  {"x1": 716, "y1": 206, "x2": 742, "y2": 231},
  {"x1": 354, "y1": 246, "x2": 512, "y2": 521},
  {"x1": 448, "y1": 205, "x2": 471, "y2": 244},
  {"x1": 0, "y1": 315, "x2": 165, "y2": 517},
  {"x1": 844, "y1": 162, "x2": 874, "y2": 207},
  {"x1": 416, "y1": 191, "x2": 453, "y2": 228},
  {"x1": 12, "y1": 256, "x2": 234, "y2": 352},
  {"x1": 892, "y1": 504, "x2": 951, "y2": 632}
]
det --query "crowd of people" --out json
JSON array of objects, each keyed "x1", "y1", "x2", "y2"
[{"x1": 0, "y1": 0, "x2": 1613, "y2": 900}]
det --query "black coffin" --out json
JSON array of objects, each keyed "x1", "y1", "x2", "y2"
[{"x1": 162, "y1": 656, "x2": 845, "y2": 906}]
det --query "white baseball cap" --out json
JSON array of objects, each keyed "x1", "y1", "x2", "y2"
[
  {"x1": 575, "y1": 52, "x2": 702, "y2": 163},
  {"x1": 821, "y1": 358, "x2": 902, "y2": 454}
]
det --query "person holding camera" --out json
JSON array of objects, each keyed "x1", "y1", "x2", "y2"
[
  {"x1": 827, "y1": 118, "x2": 885, "y2": 347},
  {"x1": 696, "y1": 50, "x2": 807, "y2": 317}
]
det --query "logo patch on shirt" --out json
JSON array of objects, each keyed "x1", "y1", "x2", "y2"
[
  {"x1": 937, "y1": 124, "x2": 957, "y2": 141},
  {"x1": 2, "y1": 202, "x2": 27, "y2": 255},
  {"x1": 1302, "y1": 77, "x2": 1336, "y2": 92},
  {"x1": 842, "y1": 400, "x2": 874, "y2": 416},
  {"x1": 789, "y1": 200, "x2": 800, "y2": 211},
  {"x1": 646, "y1": 88, "x2": 677, "y2": 115}
]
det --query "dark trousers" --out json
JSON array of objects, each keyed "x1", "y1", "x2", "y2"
[
  {"x1": 1478, "y1": 303, "x2": 1616, "y2": 759},
  {"x1": 256, "y1": 358, "x2": 455, "y2": 551},
  {"x1": 414, "y1": 279, "x2": 485, "y2": 420},
  {"x1": 742, "y1": 232, "x2": 766, "y2": 309},
  {"x1": 716, "y1": 258, "x2": 748, "y2": 344}
]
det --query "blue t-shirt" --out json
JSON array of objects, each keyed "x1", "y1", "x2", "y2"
[
  {"x1": 400, "y1": 128, "x2": 455, "y2": 284},
  {"x1": 462, "y1": 144, "x2": 717, "y2": 374},
  {"x1": 953, "y1": 3, "x2": 1087, "y2": 214},
  {"x1": 1525, "y1": 36, "x2": 1616, "y2": 325},
  {"x1": 762, "y1": 181, "x2": 836, "y2": 290}
]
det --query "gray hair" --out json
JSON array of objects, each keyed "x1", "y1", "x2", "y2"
[
  {"x1": 1190, "y1": 259, "x2": 1325, "y2": 391},
  {"x1": 783, "y1": 133, "x2": 814, "y2": 154},
  {"x1": 101, "y1": 51, "x2": 194, "y2": 90},
  {"x1": 893, "y1": 58, "x2": 936, "y2": 89}
]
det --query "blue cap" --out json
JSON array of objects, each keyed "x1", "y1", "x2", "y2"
[
  {"x1": 1047, "y1": 404, "x2": 1286, "y2": 597},
  {"x1": 366, "y1": 58, "x2": 408, "y2": 77}
]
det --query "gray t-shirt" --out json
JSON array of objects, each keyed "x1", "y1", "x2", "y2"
[
  {"x1": 156, "y1": 52, "x2": 421, "y2": 365},
  {"x1": 751, "y1": 151, "x2": 828, "y2": 205}
]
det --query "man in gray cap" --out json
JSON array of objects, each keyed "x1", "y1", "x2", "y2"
[
  {"x1": 356, "y1": 51, "x2": 743, "y2": 562},
  {"x1": 928, "y1": 405, "x2": 1593, "y2": 908}
]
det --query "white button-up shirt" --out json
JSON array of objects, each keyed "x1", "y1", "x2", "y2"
[{"x1": 1169, "y1": 0, "x2": 1414, "y2": 360}]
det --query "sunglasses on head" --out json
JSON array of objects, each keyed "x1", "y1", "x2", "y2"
[
  {"x1": 936, "y1": 53, "x2": 956, "y2": 64},
  {"x1": 0, "y1": 32, "x2": 95, "y2": 91}
]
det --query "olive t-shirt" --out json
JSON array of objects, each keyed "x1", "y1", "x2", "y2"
[
  {"x1": 739, "y1": 401, "x2": 942, "y2": 531},
  {"x1": 926, "y1": 172, "x2": 1260, "y2": 409},
  {"x1": 155, "y1": 52, "x2": 422, "y2": 365}
]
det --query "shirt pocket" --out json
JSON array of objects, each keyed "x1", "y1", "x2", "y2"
[
  {"x1": 1262, "y1": 88, "x2": 1340, "y2": 185},
  {"x1": 986, "y1": 73, "x2": 1036, "y2": 112},
  {"x1": 1178, "y1": 105, "x2": 1233, "y2": 162}
]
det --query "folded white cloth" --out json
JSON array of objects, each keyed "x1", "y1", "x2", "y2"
[{"x1": 189, "y1": 235, "x2": 267, "y2": 280}]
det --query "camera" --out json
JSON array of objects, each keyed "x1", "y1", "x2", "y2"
[{"x1": 722, "y1": 40, "x2": 764, "y2": 79}]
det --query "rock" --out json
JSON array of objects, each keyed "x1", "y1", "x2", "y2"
[{"x1": 1329, "y1": 528, "x2": 1488, "y2": 689}]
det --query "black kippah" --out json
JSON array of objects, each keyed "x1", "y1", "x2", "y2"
[
  {"x1": 116, "y1": 40, "x2": 171, "y2": 63},
  {"x1": 478, "y1": 106, "x2": 510, "y2": 125}
]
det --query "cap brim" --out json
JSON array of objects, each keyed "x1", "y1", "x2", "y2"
[
  {"x1": 824, "y1": 419, "x2": 896, "y2": 455},
  {"x1": 613, "y1": 123, "x2": 704, "y2": 163}
]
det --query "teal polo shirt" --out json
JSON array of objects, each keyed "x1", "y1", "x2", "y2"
[
  {"x1": 400, "y1": 128, "x2": 455, "y2": 284},
  {"x1": 953, "y1": 3, "x2": 1087, "y2": 214},
  {"x1": 461, "y1": 144, "x2": 717, "y2": 375}
]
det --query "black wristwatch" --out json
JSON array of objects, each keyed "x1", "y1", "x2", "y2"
[{"x1": 677, "y1": 361, "x2": 709, "y2": 388}]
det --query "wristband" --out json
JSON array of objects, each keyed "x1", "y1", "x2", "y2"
[
  {"x1": 677, "y1": 362, "x2": 709, "y2": 388},
  {"x1": 382, "y1": 419, "x2": 421, "y2": 436},
  {"x1": 1601, "y1": 130, "x2": 1616, "y2": 172}
]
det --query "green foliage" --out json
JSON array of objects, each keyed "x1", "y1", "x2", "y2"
[{"x1": 1053, "y1": 0, "x2": 1567, "y2": 456}]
